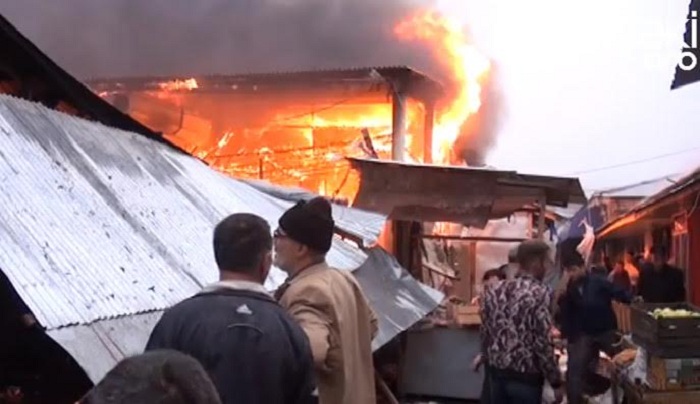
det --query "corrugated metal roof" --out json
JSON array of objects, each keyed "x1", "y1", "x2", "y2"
[
  {"x1": 85, "y1": 65, "x2": 441, "y2": 89},
  {"x1": 242, "y1": 179, "x2": 387, "y2": 246},
  {"x1": 0, "y1": 94, "x2": 378, "y2": 330},
  {"x1": 597, "y1": 165, "x2": 700, "y2": 237},
  {"x1": 47, "y1": 311, "x2": 163, "y2": 382},
  {"x1": 0, "y1": 95, "x2": 442, "y2": 382},
  {"x1": 592, "y1": 174, "x2": 684, "y2": 199}
]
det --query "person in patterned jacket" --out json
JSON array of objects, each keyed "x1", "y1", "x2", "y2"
[{"x1": 480, "y1": 240, "x2": 564, "y2": 404}]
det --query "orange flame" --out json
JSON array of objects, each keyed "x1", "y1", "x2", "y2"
[
  {"x1": 158, "y1": 78, "x2": 199, "y2": 91},
  {"x1": 395, "y1": 10, "x2": 490, "y2": 164}
]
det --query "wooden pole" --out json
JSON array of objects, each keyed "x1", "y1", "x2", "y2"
[{"x1": 537, "y1": 199, "x2": 546, "y2": 240}]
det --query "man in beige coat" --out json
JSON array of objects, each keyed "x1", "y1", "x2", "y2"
[{"x1": 274, "y1": 197, "x2": 378, "y2": 404}]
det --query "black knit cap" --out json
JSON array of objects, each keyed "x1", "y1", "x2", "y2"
[{"x1": 278, "y1": 197, "x2": 335, "y2": 253}]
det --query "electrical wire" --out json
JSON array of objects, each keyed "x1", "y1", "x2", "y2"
[{"x1": 568, "y1": 145, "x2": 700, "y2": 175}]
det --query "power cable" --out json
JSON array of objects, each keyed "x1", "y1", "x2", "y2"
[{"x1": 568, "y1": 145, "x2": 700, "y2": 176}]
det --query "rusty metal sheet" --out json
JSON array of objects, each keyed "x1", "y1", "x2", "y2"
[{"x1": 349, "y1": 158, "x2": 585, "y2": 227}]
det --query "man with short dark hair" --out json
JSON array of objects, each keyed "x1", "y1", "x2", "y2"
[
  {"x1": 79, "y1": 350, "x2": 220, "y2": 404},
  {"x1": 480, "y1": 240, "x2": 564, "y2": 404},
  {"x1": 273, "y1": 197, "x2": 378, "y2": 404},
  {"x1": 637, "y1": 245, "x2": 686, "y2": 303},
  {"x1": 146, "y1": 213, "x2": 315, "y2": 404}
]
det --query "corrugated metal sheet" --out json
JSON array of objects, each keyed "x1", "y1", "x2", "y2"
[
  {"x1": 47, "y1": 311, "x2": 163, "y2": 383},
  {"x1": 593, "y1": 174, "x2": 684, "y2": 199},
  {"x1": 0, "y1": 95, "x2": 377, "y2": 330},
  {"x1": 597, "y1": 166, "x2": 700, "y2": 237},
  {"x1": 0, "y1": 95, "x2": 443, "y2": 384},
  {"x1": 355, "y1": 248, "x2": 443, "y2": 351},
  {"x1": 86, "y1": 65, "x2": 441, "y2": 90},
  {"x1": 242, "y1": 179, "x2": 387, "y2": 245}
]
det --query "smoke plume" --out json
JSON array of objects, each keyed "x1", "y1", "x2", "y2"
[
  {"x1": 1, "y1": 0, "x2": 505, "y2": 163},
  {"x1": 1, "y1": 0, "x2": 436, "y2": 77}
]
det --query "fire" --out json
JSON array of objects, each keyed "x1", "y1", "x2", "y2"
[
  {"x1": 395, "y1": 10, "x2": 491, "y2": 164},
  {"x1": 91, "y1": 8, "x2": 491, "y2": 202},
  {"x1": 158, "y1": 78, "x2": 199, "y2": 91}
]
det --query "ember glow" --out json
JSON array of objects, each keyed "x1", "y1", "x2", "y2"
[
  {"x1": 158, "y1": 78, "x2": 199, "y2": 91},
  {"x1": 395, "y1": 10, "x2": 491, "y2": 164}
]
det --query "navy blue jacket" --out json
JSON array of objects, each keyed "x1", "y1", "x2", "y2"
[
  {"x1": 146, "y1": 286, "x2": 315, "y2": 404},
  {"x1": 556, "y1": 274, "x2": 632, "y2": 340}
]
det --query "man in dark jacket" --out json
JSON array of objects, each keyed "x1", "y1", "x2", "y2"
[
  {"x1": 146, "y1": 213, "x2": 315, "y2": 404},
  {"x1": 637, "y1": 246, "x2": 686, "y2": 303},
  {"x1": 556, "y1": 253, "x2": 632, "y2": 404}
]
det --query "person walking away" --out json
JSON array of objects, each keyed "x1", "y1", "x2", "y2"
[
  {"x1": 608, "y1": 260, "x2": 632, "y2": 294},
  {"x1": 637, "y1": 246, "x2": 685, "y2": 303},
  {"x1": 556, "y1": 253, "x2": 632, "y2": 404},
  {"x1": 273, "y1": 197, "x2": 378, "y2": 404},
  {"x1": 78, "y1": 350, "x2": 221, "y2": 404},
  {"x1": 146, "y1": 213, "x2": 315, "y2": 404},
  {"x1": 480, "y1": 240, "x2": 564, "y2": 404},
  {"x1": 472, "y1": 268, "x2": 506, "y2": 404}
]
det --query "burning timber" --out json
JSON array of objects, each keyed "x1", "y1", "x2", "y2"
[{"x1": 87, "y1": 67, "x2": 445, "y2": 200}]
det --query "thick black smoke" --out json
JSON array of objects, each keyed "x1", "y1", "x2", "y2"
[
  {"x1": 1, "y1": 0, "x2": 505, "y2": 162},
  {"x1": 1, "y1": 0, "x2": 436, "y2": 78}
]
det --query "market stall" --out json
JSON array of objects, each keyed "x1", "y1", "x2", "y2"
[{"x1": 607, "y1": 303, "x2": 700, "y2": 403}]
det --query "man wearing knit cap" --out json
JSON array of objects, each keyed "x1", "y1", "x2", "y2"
[{"x1": 274, "y1": 197, "x2": 378, "y2": 404}]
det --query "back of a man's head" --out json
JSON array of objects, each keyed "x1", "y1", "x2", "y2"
[
  {"x1": 213, "y1": 213, "x2": 272, "y2": 273},
  {"x1": 561, "y1": 251, "x2": 585, "y2": 271},
  {"x1": 516, "y1": 240, "x2": 551, "y2": 274},
  {"x1": 80, "y1": 350, "x2": 220, "y2": 404}
]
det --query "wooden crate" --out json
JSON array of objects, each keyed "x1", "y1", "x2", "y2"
[
  {"x1": 631, "y1": 303, "x2": 700, "y2": 358},
  {"x1": 623, "y1": 380, "x2": 700, "y2": 404},
  {"x1": 647, "y1": 355, "x2": 700, "y2": 391},
  {"x1": 452, "y1": 304, "x2": 480, "y2": 326}
]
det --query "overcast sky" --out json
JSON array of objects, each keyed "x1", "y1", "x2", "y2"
[
  {"x1": 440, "y1": 0, "x2": 700, "y2": 192},
  {"x1": 2, "y1": 0, "x2": 698, "y2": 193}
]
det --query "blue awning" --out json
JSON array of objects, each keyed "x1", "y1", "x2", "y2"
[{"x1": 558, "y1": 204, "x2": 604, "y2": 241}]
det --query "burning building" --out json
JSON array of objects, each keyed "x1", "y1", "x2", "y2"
[
  {"x1": 86, "y1": 10, "x2": 496, "y2": 202},
  {"x1": 88, "y1": 66, "x2": 443, "y2": 202}
]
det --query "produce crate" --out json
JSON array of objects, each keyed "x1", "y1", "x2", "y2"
[
  {"x1": 631, "y1": 303, "x2": 700, "y2": 358},
  {"x1": 623, "y1": 381, "x2": 700, "y2": 404},
  {"x1": 647, "y1": 355, "x2": 700, "y2": 391}
]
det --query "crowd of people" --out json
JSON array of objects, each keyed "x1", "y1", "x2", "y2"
[
  {"x1": 6, "y1": 194, "x2": 686, "y2": 404},
  {"x1": 476, "y1": 241, "x2": 686, "y2": 404},
  {"x1": 78, "y1": 197, "x2": 377, "y2": 404}
]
